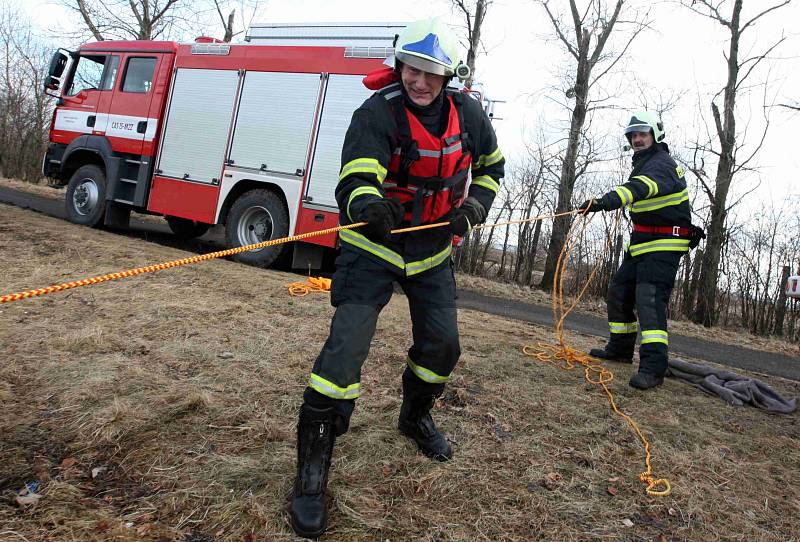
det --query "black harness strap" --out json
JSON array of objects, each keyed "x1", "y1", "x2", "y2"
[
  {"x1": 380, "y1": 86, "x2": 473, "y2": 226},
  {"x1": 380, "y1": 86, "x2": 417, "y2": 188}
]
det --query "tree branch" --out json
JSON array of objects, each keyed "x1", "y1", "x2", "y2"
[
  {"x1": 540, "y1": 1, "x2": 579, "y2": 60},
  {"x1": 76, "y1": 0, "x2": 105, "y2": 40},
  {"x1": 589, "y1": 0, "x2": 624, "y2": 66},
  {"x1": 740, "y1": 0, "x2": 792, "y2": 33}
]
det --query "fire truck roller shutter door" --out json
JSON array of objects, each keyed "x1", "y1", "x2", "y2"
[
  {"x1": 230, "y1": 72, "x2": 320, "y2": 174},
  {"x1": 157, "y1": 69, "x2": 239, "y2": 184},
  {"x1": 306, "y1": 75, "x2": 373, "y2": 208}
]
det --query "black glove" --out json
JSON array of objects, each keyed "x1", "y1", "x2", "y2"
[
  {"x1": 448, "y1": 196, "x2": 487, "y2": 236},
  {"x1": 577, "y1": 199, "x2": 606, "y2": 213},
  {"x1": 688, "y1": 224, "x2": 706, "y2": 249},
  {"x1": 357, "y1": 198, "x2": 404, "y2": 243}
]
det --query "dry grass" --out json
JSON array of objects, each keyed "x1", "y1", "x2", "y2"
[
  {"x1": 0, "y1": 177, "x2": 63, "y2": 200},
  {"x1": 4, "y1": 175, "x2": 797, "y2": 358},
  {"x1": 1, "y1": 203, "x2": 800, "y2": 541},
  {"x1": 456, "y1": 274, "x2": 800, "y2": 358}
]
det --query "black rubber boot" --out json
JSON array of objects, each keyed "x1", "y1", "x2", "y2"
[
  {"x1": 588, "y1": 347, "x2": 633, "y2": 364},
  {"x1": 290, "y1": 404, "x2": 336, "y2": 539},
  {"x1": 629, "y1": 371, "x2": 664, "y2": 390},
  {"x1": 398, "y1": 394, "x2": 452, "y2": 461}
]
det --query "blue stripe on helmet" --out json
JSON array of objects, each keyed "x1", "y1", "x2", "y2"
[{"x1": 402, "y1": 33, "x2": 452, "y2": 65}]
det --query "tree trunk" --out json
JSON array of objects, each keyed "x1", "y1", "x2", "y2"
[
  {"x1": 464, "y1": 0, "x2": 486, "y2": 88},
  {"x1": 773, "y1": 265, "x2": 790, "y2": 336},
  {"x1": 692, "y1": 0, "x2": 742, "y2": 327},
  {"x1": 526, "y1": 218, "x2": 542, "y2": 286},
  {"x1": 539, "y1": 56, "x2": 589, "y2": 290}
]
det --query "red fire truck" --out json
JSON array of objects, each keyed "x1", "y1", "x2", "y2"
[{"x1": 41, "y1": 24, "x2": 404, "y2": 268}]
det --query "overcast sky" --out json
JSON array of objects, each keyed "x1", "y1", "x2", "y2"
[{"x1": 11, "y1": 0, "x2": 800, "y2": 213}]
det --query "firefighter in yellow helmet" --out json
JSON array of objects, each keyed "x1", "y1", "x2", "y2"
[
  {"x1": 578, "y1": 111, "x2": 704, "y2": 390},
  {"x1": 289, "y1": 18, "x2": 504, "y2": 538}
]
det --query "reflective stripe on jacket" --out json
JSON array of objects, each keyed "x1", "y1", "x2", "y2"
[
  {"x1": 335, "y1": 73, "x2": 504, "y2": 273},
  {"x1": 600, "y1": 144, "x2": 692, "y2": 257}
]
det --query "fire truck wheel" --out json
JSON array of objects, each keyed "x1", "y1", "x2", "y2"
[
  {"x1": 225, "y1": 189, "x2": 289, "y2": 268},
  {"x1": 65, "y1": 164, "x2": 107, "y2": 227},
  {"x1": 166, "y1": 216, "x2": 211, "y2": 239}
]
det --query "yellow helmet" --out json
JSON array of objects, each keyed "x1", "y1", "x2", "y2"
[{"x1": 394, "y1": 18, "x2": 463, "y2": 77}]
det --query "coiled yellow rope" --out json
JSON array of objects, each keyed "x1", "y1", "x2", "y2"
[{"x1": 523, "y1": 207, "x2": 671, "y2": 496}]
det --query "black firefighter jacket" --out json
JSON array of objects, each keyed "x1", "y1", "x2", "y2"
[{"x1": 598, "y1": 143, "x2": 692, "y2": 257}]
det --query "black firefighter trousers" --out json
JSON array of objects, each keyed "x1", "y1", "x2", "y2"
[
  {"x1": 604, "y1": 250, "x2": 682, "y2": 378},
  {"x1": 303, "y1": 248, "x2": 460, "y2": 436}
]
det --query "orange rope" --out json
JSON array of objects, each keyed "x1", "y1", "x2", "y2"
[
  {"x1": 522, "y1": 207, "x2": 671, "y2": 497},
  {"x1": 1, "y1": 210, "x2": 578, "y2": 305},
  {"x1": 287, "y1": 276, "x2": 332, "y2": 297},
  {"x1": 0, "y1": 222, "x2": 365, "y2": 304}
]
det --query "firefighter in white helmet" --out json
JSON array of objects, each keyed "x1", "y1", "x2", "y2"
[
  {"x1": 289, "y1": 17, "x2": 504, "y2": 538},
  {"x1": 578, "y1": 111, "x2": 704, "y2": 390}
]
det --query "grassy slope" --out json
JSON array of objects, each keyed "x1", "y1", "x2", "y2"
[{"x1": 1, "y1": 204, "x2": 798, "y2": 541}]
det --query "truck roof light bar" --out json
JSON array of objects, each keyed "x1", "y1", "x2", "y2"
[
  {"x1": 344, "y1": 46, "x2": 393, "y2": 59},
  {"x1": 191, "y1": 43, "x2": 231, "y2": 55}
]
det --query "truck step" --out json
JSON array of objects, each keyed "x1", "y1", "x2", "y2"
[
  {"x1": 125, "y1": 159, "x2": 142, "y2": 165},
  {"x1": 120, "y1": 178, "x2": 137, "y2": 184},
  {"x1": 113, "y1": 199, "x2": 134, "y2": 205}
]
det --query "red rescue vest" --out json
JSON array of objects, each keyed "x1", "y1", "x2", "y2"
[{"x1": 377, "y1": 82, "x2": 472, "y2": 225}]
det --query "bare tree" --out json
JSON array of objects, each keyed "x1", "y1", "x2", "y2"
[
  {"x1": 62, "y1": 0, "x2": 185, "y2": 41},
  {"x1": 213, "y1": 0, "x2": 264, "y2": 43},
  {"x1": 59, "y1": 0, "x2": 264, "y2": 42},
  {"x1": 450, "y1": 0, "x2": 492, "y2": 88},
  {"x1": 536, "y1": 0, "x2": 651, "y2": 291},
  {"x1": 683, "y1": 0, "x2": 792, "y2": 327},
  {"x1": 0, "y1": 6, "x2": 52, "y2": 182}
]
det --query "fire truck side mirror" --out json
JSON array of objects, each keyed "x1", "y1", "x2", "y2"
[
  {"x1": 44, "y1": 50, "x2": 71, "y2": 96},
  {"x1": 44, "y1": 76, "x2": 60, "y2": 91},
  {"x1": 48, "y1": 51, "x2": 69, "y2": 79}
]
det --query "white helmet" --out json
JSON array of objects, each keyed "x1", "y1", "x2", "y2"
[
  {"x1": 624, "y1": 111, "x2": 665, "y2": 143},
  {"x1": 394, "y1": 18, "x2": 464, "y2": 78}
]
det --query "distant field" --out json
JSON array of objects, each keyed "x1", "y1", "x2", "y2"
[{"x1": 1, "y1": 203, "x2": 798, "y2": 541}]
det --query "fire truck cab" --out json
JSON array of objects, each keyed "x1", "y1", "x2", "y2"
[{"x1": 42, "y1": 24, "x2": 401, "y2": 268}]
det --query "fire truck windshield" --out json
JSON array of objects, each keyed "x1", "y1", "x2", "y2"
[{"x1": 66, "y1": 54, "x2": 117, "y2": 96}]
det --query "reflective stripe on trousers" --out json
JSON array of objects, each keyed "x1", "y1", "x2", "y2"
[{"x1": 308, "y1": 249, "x2": 459, "y2": 408}]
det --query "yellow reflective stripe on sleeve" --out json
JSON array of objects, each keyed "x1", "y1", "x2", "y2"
[
  {"x1": 630, "y1": 189, "x2": 688, "y2": 213},
  {"x1": 629, "y1": 238, "x2": 690, "y2": 257},
  {"x1": 406, "y1": 356, "x2": 451, "y2": 384},
  {"x1": 632, "y1": 175, "x2": 659, "y2": 198},
  {"x1": 471, "y1": 175, "x2": 500, "y2": 194},
  {"x1": 609, "y1": 321, "x2": 638, "y2": 334},
  {"x1": 309, "y1": 373, "x2": 361, "y2": 400},
  {"x1": 347, "y1": 186, "x2": 381, "y2": 221},
  {"x1": 615, "y1": 186, "x2": 634, "y2": 206},
  {"x1": 339, "y1": 229, "x2": 405, "y2": 269},
  {"x1": 641, "y1": 330, "x2": 668, "y2": 345},
  {"x1": 339, "y1": 158, "x2": 388, "y2": 184},
  {"x1": 405, "y1": 245, "x2": 452, "y2": 276},
  {"x1": 472, "y1": 147, "x2": 503, "y2": 169}
]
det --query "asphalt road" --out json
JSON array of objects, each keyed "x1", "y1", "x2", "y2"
[{"x1": 2, "y1": 185, "x2": 798, "y2": 381}]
